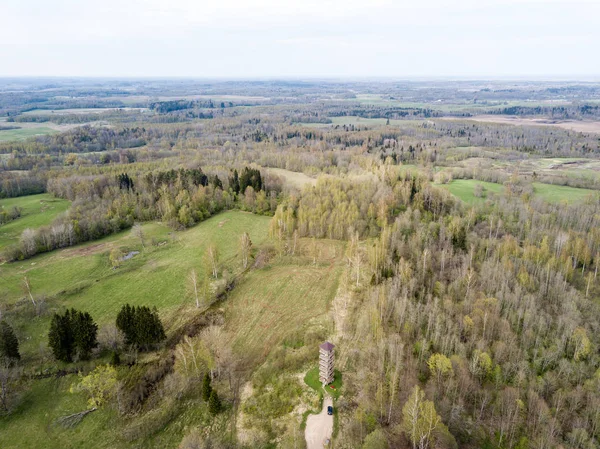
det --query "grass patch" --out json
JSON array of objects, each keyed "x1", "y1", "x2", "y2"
[
  {"x1": 225, "y1": 243, "x2": 344, "y2": 366},
  {"x1": 0, "y1": 194, "x2": 70, "y2": 250},
  {"x1": 0, "y1": 127, "x2": 58, "y2": 141},
  {"x1": 266, "y1": 167, "x2": 316, "y2": 189},
  {"x1": 304, "y1": 367, "x2": 343, "y2": 400},
  {"x1": 532, "y1": 182, "x2": 597, "y2": 203},
  {"x1": 437, "y1": 179, "x2": 504, "y2": 205},
  {"x1": 0, "y1": 211, "x2": 271, "y2": 357}
]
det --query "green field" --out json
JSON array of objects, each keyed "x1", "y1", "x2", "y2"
[
  {"x1": 438, "y1": 179, "x2": 504, "y2": 205},
  {"x1": 0, "y1": 211, "x2": 273, "y2": 448},
  {"x1": 0, "y1": 211, "x2": 347, "y2": 448},
  {"x1": 0, "y1": 211, "x2": 271, "y2": 355},
  {"x1": 225, "y1": 241, "x2": 344, "y2": 364},
  {"x1": 532, "y1": 182, "x2": 597, "y2": 203},
  {"x1": 0, "y1": 126, "x2": 58, "y2": 141},
  {"x1": 438, "y1": 179, "x2": 597, "y2": 205},
  {"x1": 0, "y1": 194, "x2": 71, "y2": 250}
]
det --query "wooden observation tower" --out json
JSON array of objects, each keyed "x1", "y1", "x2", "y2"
[{"x1": 319, "y1": 341, "x2": 335, "y2": 385}]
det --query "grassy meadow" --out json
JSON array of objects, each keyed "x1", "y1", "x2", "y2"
[
  {"x1": 0, "y1": 211, "x2": 348, "y2": 448},
  {"x1": 0, "y1": 194, "x2": 71, "y2": 250},
  {"x1": 225, "y1": 239, "x2": 344, "y2": 365},
  {"x1": 437, "y1": 179, "x2": 504, "y2": 204},
  {"x1": 0, "y1": 126, "x2": 58, "y2": 141},
  {"x1": 438, "y1": 179, "x2": 597, "y2": 205},
  {"x1": 531, "y1": 182, "x2": 597, "y2": 203}
]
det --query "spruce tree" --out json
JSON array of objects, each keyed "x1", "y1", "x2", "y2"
[
  {"x1": 48, "y1": 309, "x2": 98, "y2": 362},
  {"x1": 208, "y1": 390, "x2": 221, "y2": 416},
  {"x1": 202, "y1": 372, "x2": 212, "y2": 401},
  {"x1": 116, "y1": 304, "x2": 165, "y2": 349},
  {"x1": 48, "y1": 311, "x2": 74, "y2": 362},
  {"x1": 0, "y1": 321, "x2": 20, "y2": 362},
  {"x1": 72, "y1": 310, "x2": 98, "y2": 360},
  {"x1": 135, "y1": 306, "x2": 166, "y2": 348},
  {"x1": 116, "y1": 304, "x2": 136, "y2": 345}
]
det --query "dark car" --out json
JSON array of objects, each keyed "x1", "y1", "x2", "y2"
[{"x1": 327, "y1": 405, "x2": 333, "y2": 415}]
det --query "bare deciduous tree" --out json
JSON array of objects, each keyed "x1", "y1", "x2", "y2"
[
  {"x1": 132, "y1": 223, "x2": 145, "y2": 249},
  {"x1": 240, "y1": 232, "x2": 252, "y2": 269},
  {"x1": 207, "y1": 245, "x2": 219, "y2": 279}
]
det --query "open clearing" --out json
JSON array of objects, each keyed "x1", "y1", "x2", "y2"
[
  {"x1": 455, "y1": 115, "x2": 600, "y2": 134},
  {"x1": 438, "y1": 179, "x2": 597, "y2": 205},
  {"x1": 0, "y1": 126, "x2": 59, "y2": 141},
  {"x1": 21, "y1": 107, "x2": 147, "y2": 116},
  {"x1": 225, "y1": 240, "x2": 344, "y2": 365},
  {"x1": 0, "y1": 213, "x2": 344, "y2": 448},
  {"x1": 0, "y1": 193, "x2": 70, "y2": 250},
  {"x1": 267, "y1": 167, "x2": 317, "y2": 189},
  {"x1": 0, "y1": 211, "x2": 271, "y2": 355},
  {"x1": 437, "y1": 179, "x2": 504, "y2": 204}
]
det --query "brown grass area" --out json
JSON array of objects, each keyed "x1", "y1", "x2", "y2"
[{"x1": 452, "y1": 115, "x2": 600, "y2": 134}]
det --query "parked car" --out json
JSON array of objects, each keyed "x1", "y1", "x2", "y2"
[{"x1": 327, "y1": 405, "x2": 333, "y2": 415}]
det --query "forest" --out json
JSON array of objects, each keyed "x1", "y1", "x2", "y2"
[{"x1": 1, "y1": 78, "x2": 600, "y2": 449}]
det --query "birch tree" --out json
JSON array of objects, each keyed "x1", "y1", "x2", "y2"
[{"x1": 240, "y1": 232, "x2": 252, "y2": 269}]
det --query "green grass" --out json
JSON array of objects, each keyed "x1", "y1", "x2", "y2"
[
  {"x1": 0, "y1": 211, "x2": 271, "y2": 357},
  {"x1": 0, "y1": 213, "x2": 344, "y2": 448},
  {"x1": 532, "y1": 182, "x2": 597, "y2": 203},
  {"x1": 304, "y1": 367, "x2": 342, "y2": 400},
  {"x1": 438, "y1": 179, "x2": 597, "y2": 205},
  {"x1": 225, "y1": 240, "x2": 344, "y2": 364},
  {"x1": 0, "y1": 194, "x2": 70, "y2": 250},
  {"x1": 0, "y1": 376, "x2": 121, "y2": 449},
  {"x1": 437, "y1": 179, "x2": 504, "y2": 205},
  {"x1": 0, "y1": 127, "x2": 58, "y2": 141},
  {"x1": 0, "y1": 211, "x2": 284, "y2": 448}
]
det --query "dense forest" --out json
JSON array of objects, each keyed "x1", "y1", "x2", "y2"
[{"x1": 1, "y1": 78, "x2": 600, "y2": 449}]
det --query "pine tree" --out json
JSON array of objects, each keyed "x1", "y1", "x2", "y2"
[
  {"x1": 208, "y1": 390, "x2": 221, "y2": 415},
  {"x1": 202, "y1": 372, "x2": 212, "y2": 401},
  {"x1": 0, "y1": 321, "x2": 20, "y2": 362}
]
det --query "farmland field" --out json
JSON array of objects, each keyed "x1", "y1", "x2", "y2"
[
  {"x1": 0, "y1": 194, "x2": 70, "y2": 250},
  {"x1": 21, "y1": 107, "x2": 147, "y2": 115},
  {"x1": 460, "y1": 115, "x2": 600, "y2": 134}
]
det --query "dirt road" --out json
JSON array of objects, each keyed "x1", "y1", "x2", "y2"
[{"x1": 305, "y1": 396, "x2": 333, "y2": 449}]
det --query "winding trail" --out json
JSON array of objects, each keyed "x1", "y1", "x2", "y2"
[{"x1": 305, "y1": 396, "x2": 333, "y2": 449}]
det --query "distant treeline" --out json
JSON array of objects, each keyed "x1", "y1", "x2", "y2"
[{"x1": 489, "y1": 104, "x2": 600, "y2": 119}]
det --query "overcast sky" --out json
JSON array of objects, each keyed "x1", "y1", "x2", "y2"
[{"x1": 2, "y1": 0, "x2": 599, "y2": 78}]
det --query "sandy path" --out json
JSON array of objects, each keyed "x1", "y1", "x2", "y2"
[{"x1": 305, "y1": 396, "x2": 333, "y2": 449}]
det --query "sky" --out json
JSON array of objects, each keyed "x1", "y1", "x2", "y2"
[{"x1": 1, "y1": 0, "x2": 599, "y2": 78}]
